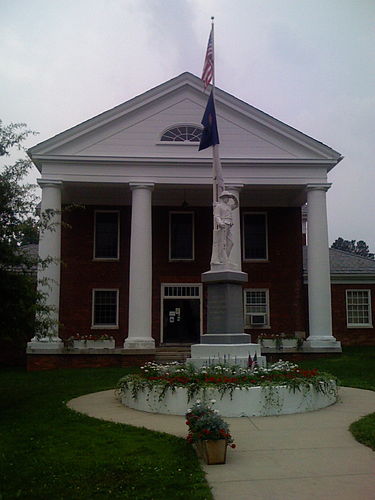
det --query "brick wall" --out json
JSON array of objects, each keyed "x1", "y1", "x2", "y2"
[
  {"x1": 60, "y1": 205, "x2": 131, "y2": 347},
  {"x1": 331, "y1": 283, "x2": 375, "y2": 346},
  {"x1": 152, "y1": 206, "x2": 212, "y2": 344},
  {"x1": 60, "y1": 204, "x2": 306, "y2": 347},
  {"x1": 243, "y1": 207, "x2": 306, "y2": 341},
  {"x1": 27, "y1": 353, "x2": 155, "y2": 371}
]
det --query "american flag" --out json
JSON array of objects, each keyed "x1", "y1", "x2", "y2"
[
  {"x1": 248, "y1": 354, "x2": 253, "y2": 368},
  {"x1": 202, "y1": 27, "x2": 214, "y2": 89}
]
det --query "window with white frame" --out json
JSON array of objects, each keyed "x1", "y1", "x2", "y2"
[
  {"x1": 169, "y1": 212, "x2": 194, "y2": 260},
  {"x1": 160, "y1": 125, "x2": 202, "y2": 142},
  {"x1": 243, "y1": 213, "x2": 268, "y2": 260},
  {"x1": 244, "y1": 289, "x2": 270, "y2": 327},
  {"x1": 92, "y1": 289, "x2": 119, "y2": 327},
  {"x1": 94, "y1": 211, "x2": 119, "y2": 259},
  {"x1": 346, "y1": 290, "x2": 372, "y2": 327}
]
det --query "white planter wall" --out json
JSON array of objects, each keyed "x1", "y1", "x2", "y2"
[
  {"x1": 120, "y1": 382, "x2": 338, "y2": 417},
  {"x1": 260, "y1": 339, "x2": 298, "y2": 349}
]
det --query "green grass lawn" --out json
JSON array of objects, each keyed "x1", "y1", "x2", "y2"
[
  {"x1": 299, "y1": 346, "x2": 375, "y2": 391},
  {"x1": 0, "y1": 367, "x2": 212, "y2": 500},
  {"x1": 299, "y1": 346, "x2": 375, "y2": 450},
  {"x1": 1, "y1": 347, "x2": 374, "y2": 499}
]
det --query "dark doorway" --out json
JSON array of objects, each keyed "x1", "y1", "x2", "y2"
[{"x1": 163, "y1": 299, "x2": 200, "y2": 343}]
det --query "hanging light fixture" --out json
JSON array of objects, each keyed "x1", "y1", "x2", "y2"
[{"x1": 181, "y1": 189, "x2": 189, "y2": 208}]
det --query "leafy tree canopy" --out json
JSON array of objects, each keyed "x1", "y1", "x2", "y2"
[
  {"x1": 0, "y1": 120, "x2": 39, "y2": 271},
  {"x1": 331, "y1": 237, "x2": 374, "y2": 260},
  {"x1": 0, "y1": 120, "x2": 39, "y2": 355}
]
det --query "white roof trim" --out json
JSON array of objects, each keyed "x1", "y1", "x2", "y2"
[
  {"x1": 31, "y1": 154, "x2": 340, "y2": 167},
  {"x1": 28, "y1": 72, "x2": 343, "y2": 165}
]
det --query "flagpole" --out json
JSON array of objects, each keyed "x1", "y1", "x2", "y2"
[
  {"x1": 199, "y1": 19, "x2": 226, "y2": 267},
  {"x1": 210, "y1": 17, "x2": 218, "y2": 206},
  {"x1": 211, "y1": 16, "x2": 215, "y2": 95},
  {"x1": 211, "y1": 16, "x2": 220, "y2": 209}
]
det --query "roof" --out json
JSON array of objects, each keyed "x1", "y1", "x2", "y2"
[
  {"x1": 303, "y1": 246, "x2": 375, "y2": 283},
  {"x1": 28, "y1": 72, "x2": 343, "y2": 169}
]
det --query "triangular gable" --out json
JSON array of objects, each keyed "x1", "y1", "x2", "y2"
[{"x1": 29, "y1": 72, "x2": 342, "y2": 168}]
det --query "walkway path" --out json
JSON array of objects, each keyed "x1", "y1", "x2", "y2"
[{"x1": 68, "y1": 387, "x2": 375, "y2": 500}]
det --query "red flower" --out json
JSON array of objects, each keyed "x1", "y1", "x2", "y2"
[{"x1": 230, "y1": 444, "x2": 236, "y2": 449}]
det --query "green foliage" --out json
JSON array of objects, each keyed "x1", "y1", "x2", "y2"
[
  {"x1": 117, "y1": 360, "x2": 338, "y2": 405},
  {"x1": 186, "y1": 400, "x2": 234, "y2": 444},
  {"x1": 0, "y1": 120, "x2": 64, "y2": 354},
  {"x1": 0, "y1": 272, "x2": 36, "y2": 344},
  {"x1": 0, "y1": 121, "x2": 40, "y2": 355},
  {"x1": 0, "y1": 367, "x2": 212, "y2": 499},
  {"x1": 0, "y1": 162, "x2": 39, "y2": 269},
  {"x1": 299, "y1": 346, "x2": 375, "y2": 391},
  {"x1": 0, "y1": 120, "x2": 35, "y2": 156},
  {"x1": 350, "y1": 412, "x2": 375, "y2": 451},
  {"x1": 331, "y1": 237, "x2": 374, "y2": 259}
]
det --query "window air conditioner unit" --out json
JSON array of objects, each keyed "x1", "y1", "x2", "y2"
[{"x1": 250, "y1": 314, "x2": 267, "y2": 326}]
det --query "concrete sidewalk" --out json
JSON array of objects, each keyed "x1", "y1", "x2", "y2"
[{"x1": 68, "y1": 387, "x2": 375, "y2": 500}]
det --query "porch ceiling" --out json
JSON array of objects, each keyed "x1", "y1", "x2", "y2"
[{"x1": 61, "y1": 182, "x2": 307, "y2": 207}]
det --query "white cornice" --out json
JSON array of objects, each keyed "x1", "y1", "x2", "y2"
[{"x1": 31, "y1": 154, "x2": 339, "y2": 167}]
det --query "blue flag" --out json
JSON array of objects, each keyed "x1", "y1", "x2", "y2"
[{"x1": 198, "y1": 91, "x2": 220, "y2": 151}]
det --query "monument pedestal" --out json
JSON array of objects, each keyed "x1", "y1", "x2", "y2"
[{"x1": 187, "y1": 268, "x2": 266, "y2": 367}]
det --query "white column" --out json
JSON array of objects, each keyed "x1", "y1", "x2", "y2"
[
  {"x1": 226, "y1": 184, "x2": 244, "y2": 270},
  {"x1": 29, "y1": 180, "x2": 63, "y2": 348},
  {"x1": 305, "y1": 184, "x2": 340, "y2": 349},
  {"x1": 124, "y1": 183, "x2": 155, "y2": 349}
]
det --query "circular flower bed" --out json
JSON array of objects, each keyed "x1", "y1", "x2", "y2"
[{"x1": 117, "y1": 361, "x2": 339, "y2": 417}]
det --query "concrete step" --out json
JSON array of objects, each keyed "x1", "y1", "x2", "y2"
[{"x1": 155, "y1": 347, "x2": 191, "y2": 363}]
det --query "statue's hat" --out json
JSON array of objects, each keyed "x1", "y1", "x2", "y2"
[{"x1": 219, "y1": 191, "x2": 237, "y2": 199}]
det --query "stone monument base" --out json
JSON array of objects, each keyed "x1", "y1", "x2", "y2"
[
  {"x1": 192, "y1": 268, "x2": 264, "y2": 367},
  {"x1": 199, "y1": 333, "x2": 252, "y2": 344}
]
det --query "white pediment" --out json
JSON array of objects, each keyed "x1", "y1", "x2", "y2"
[{"x1": 29, "y1": 72, "x2": 342, "y2": 168}]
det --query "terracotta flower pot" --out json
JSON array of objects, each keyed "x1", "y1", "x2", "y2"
[{"x1": 196, "y1": 439, "x2": 227, "y2": 465}]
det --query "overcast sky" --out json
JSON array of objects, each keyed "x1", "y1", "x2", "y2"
[{"x1": 1, "y1": 0, "x2": 374, "y2": 247}]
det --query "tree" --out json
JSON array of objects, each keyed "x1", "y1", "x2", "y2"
[
  {"x1": 331, "y1": 237, "x2": 374, "y2": 260},
  {"x1": 0, "y1": 120, "x2": 39, "y2": 266},
  {"x1": 0, "y1": 120, "x2": 40, "y2": 364}
]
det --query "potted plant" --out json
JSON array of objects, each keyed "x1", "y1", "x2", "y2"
[
  {"x1": 258, "y1": 333, "x2": 283, "y2": 349},
  {"x1": 258, "y1": 333, "x2": 301, "y2": 349},
  {"x1": 185, "y1": 400, "x2": 235, "y2": 465},
  {"x1": 69, "y1": 334, "x2": 115, "y2": 349},
  {"x1": 280, "y1": 334, "x2": 298, "y2": 349}
]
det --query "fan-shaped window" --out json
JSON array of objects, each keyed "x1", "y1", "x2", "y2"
[{"x1": 161, "y1": 125, "x2": 202, "y2": 142}]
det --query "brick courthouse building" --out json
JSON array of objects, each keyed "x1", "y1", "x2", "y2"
[{"x1": 27, "y1": 73, "x2": 375, "y2": 368}]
